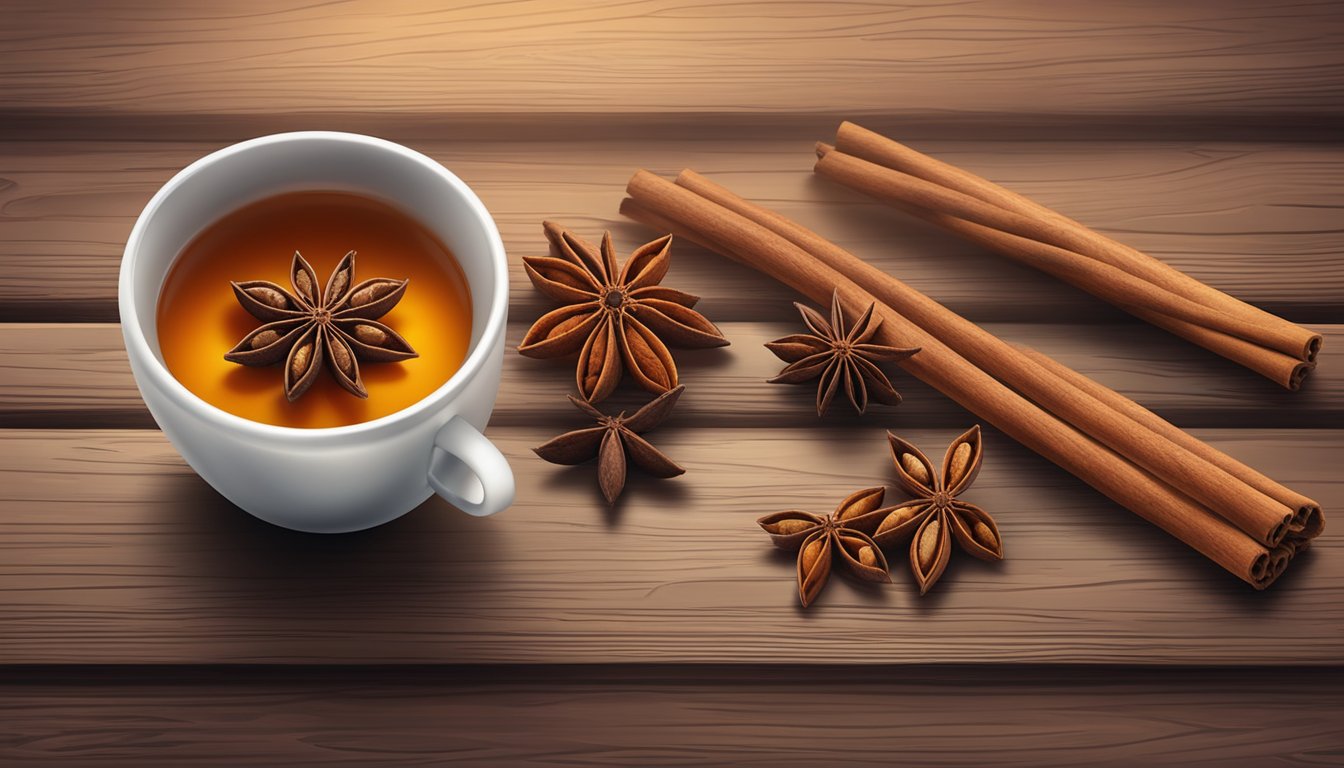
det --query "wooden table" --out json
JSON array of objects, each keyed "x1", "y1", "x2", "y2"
[{"x1": 2, "y1": 2, "x2": 1342, "y2": 765}]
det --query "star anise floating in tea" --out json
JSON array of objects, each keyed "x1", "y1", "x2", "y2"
[
  {"x1": 876, "y1": 426, "x2": 1003, "y2": 594},
  {"x1": 519, "y1": 222, "x2": 729, "y2": 403},
  {"x1": 766, "y1": 289, "x2": 919, "y2": 415},
  {"x1": 757, "y1": 487, "x2": 892, "y2": 607},
  {"x1": 534, "y1": 385, "x2": 686, "y2": 504},
  {"x1": 224, "y1": 251, "x2": 418, "y2": 401}
]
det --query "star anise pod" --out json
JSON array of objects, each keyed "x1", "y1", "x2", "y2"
[
  {"x1": 519, "y1": 222, "x2": 729, "y2": 403},
  {"x1": 533, "y1": 385, "x2": 686, "y2": 504},
  {"x1": 224, "y1": 251, "x2": 417, "y2": 401},
  {"x1": 757, "y1": 487, "x2": 893, "y2": 607},
  {"x1": 766, "y1": 289, "x2": 919, "y2": 416},
  {"x1": 872, "y1": 426, "x2": 1003, "y2": 594}
]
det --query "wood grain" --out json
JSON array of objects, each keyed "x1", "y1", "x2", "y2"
[
  {"x1": 3, "y1": 322, "x2": 1341, "y2": 429},
  {"x1": 1, "y1": 139, "x2": 1340, "y2": 322},
  {"x1": 3, "y1": 667, "x2": 1342, "y2": 768},
  {"x1": 2, "y1": 1, "x2": 1342, "y2": 119},
  {"x1": 3, "y1": 1, "x2": 1344, "y2": 759},
  {"x1": 0, "y1": 427, "x2": 1338, "y2": 666}
]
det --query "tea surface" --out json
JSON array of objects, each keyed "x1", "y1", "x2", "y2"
[{"x1": 157, "y1": 191, "x2": 473, "y2": 428}]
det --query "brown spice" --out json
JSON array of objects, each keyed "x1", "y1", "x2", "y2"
[
  {"x1": 224, "y1": 251, "x2": 418, "y2": 401},
  {"x1": 290, "y1": 343, "x2": 312, "y2": 380},
  {"x1": 350, "y1": 280, "x2": 402, "y2": 309},
  {"x1": 899, "y1": 453, "x2": 931, "y2": 486},
  {"x1": 876, "y1": 505, "x2": 920, "y2": 536},
  {"x1": 858, "y1": 545, "x2": 877, "y2": 567},
  {"x1": 251, "y1": 330, "x2": 280, "y2": 349},
  {"x1": 821, "y1": 122, "x2": 1321, "y2": 386},
  {"x1": 533, "y1": 385, "x2": 686, "y2": 504},
  {"x1": 765, "y1": 289, "x2": 918, "y2": 415},
  {"x1": 757, "y1": 487, "x2": 892, "y2": 607},
  {"x1": 774, "y1": 519, "x2": 813, "y2": 535},
  {"x1": 330, "y1": 338, "x2": 354, "y2": 376},
  {"x1": 354, "y1": 324, "x2": 388, "y2": 345},
  {"x1": 916, "y1": 518, "x2": 941, "y2": 571},
  {"x1": 620, "y1": 167, "x2": 1321, "y2": 589},
  {"x1": 801, "y1": 538, "x2": 824, "y2": 574},
  {"x1": 518, "y1": 223, "x2": 728, "y2": 403},
  {"x1": 874, "y1": 427, "x2": 1003, "y2": 595}
]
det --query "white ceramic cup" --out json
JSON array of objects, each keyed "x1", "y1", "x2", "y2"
[{"x1": 119, "y1": 132, "x2": 515, "y2": 533}]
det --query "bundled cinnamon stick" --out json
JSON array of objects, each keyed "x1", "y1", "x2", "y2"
[
  {"x1": 814, "y1": 122, "x2": 1321, "y2": 390},
  {"x1": 622, "y1": 169, "x2": 1323, "y2": 588}
]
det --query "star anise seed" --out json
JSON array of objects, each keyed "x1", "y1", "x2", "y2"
[
  {"x1": 766, "y1": 289, "x2": 919, "y2": 416},
  {"x1": 533, "y1": 385, "x2": 686, "y2": 504},
  {"x1": 224, "y1": 251, "x2": 417, "y2": 402},
  {"x1": 874, "y1": 426, "x2": 1004, "y2": 594},
  {"x1": 519, "y1": 223, "x2": 729, "y2": 403},
  {"x1": 757, "y1": 487, "x2": 893, "y2": 607}
]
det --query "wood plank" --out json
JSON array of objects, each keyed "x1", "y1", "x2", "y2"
[
  {"x1": 3, "y1": 666, "x2": 1342, "y2": 767},
  {"x1": 3, "y1": 322, "x2": 1339, "y2": 429},
  {"x1": 1, "y1": 138, "x2": 1341, "y2": 322},
  {"x1": 2, "y1": 1, "x2": 1341, "y2": 119},
  {"x1": 0, "y1": 427, "x2": 1338, "y2": 666}
]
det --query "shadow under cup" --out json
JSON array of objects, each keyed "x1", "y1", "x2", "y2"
[{"x1": 119, "y1": 132, "x2": 512, "y2": 533}]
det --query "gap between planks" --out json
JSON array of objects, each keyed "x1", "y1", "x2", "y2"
[
  {"x1": 3, "y1": 110, "x2": 1344, "y2": 143},
  {"x1": 0, "y1": 427, "x2": 1339, "y2": 666}
]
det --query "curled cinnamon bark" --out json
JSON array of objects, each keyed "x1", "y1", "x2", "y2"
[
  {"x1": 814, "y1": 122, "x2": 1321, "y2": 388},
  {"x1": 622, "y1": 170, "x2": 1323, "y2": 589}
]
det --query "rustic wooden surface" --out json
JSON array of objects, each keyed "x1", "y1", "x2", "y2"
[
  {"x1": 2, "y1": 1, "x2": 1342, "y2": 765},
  {"x1": 1, "y1": 426, "x2": 1342, "y2": 666},
  {"x1": 5, "y1": 139, "x2": 1343, "y2": 323},
  {"x1": 4, "y1": 667, "x2": 1342, "y2": 768}
]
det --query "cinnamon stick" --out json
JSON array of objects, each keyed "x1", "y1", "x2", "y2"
[
  {"x1": 814, "y1": 146, "x2": 1319, "y2": 378},
  {"x1": 622, "y1": 171, "x2": 1319, "y2": 588},
  {"x1": 832, "y1": 121, "x2": 1322, "y2": 364},
  {"x1": 669, "y1": 169, "x2": 1296, "y2": 549},
  {"x1": 813, "y1": 144, "x2": 1313, "y2": 390},
  {"x1": 1015, "y1": 345, "x2": 1323, "y2": 542},
  {"x1": 1128, "y1": 307, "x2": 1313, "y2": 391}
]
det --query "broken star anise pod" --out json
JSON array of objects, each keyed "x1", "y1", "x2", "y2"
[
  {"x1": 766, "y1": 289, "x2": 919, "y2": 416},
  {"x1": 873, "y1": 426, "x2": 1003, "y2": 595},
  {"x1": 519, "y1": 222, "x2": 729, "y2": 403},
  {"x1": 757, "y1": 487, "x2": 892, "y2": 607},
  {"x1": 533, "y1": 385, "x2": 686, "y2": 504},
  {"x1": 224, "y1": 250, "x2": 417, "y2": 402}
]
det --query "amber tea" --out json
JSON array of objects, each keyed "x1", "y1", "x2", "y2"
[{"x1": 157, "y1": 191, "x2": 473, "y2": 429}]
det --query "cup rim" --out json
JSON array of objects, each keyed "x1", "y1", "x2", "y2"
[{"x1": 118, "y1": 131, "x2": 509, "y2": 442}]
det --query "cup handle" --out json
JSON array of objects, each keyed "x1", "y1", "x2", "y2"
[{"x1": 427, "y1": 416, "x2": 515, "y2": 517}]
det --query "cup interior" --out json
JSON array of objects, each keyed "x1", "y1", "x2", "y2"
[{"x1": 121, "y1": 132, "x2": 507, "y2": 430}]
